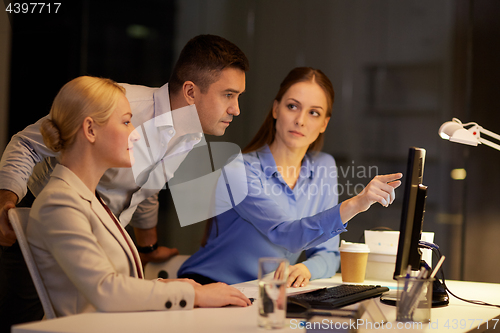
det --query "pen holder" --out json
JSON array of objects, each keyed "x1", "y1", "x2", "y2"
[{"x1": 396, "y1": 276, "x2": 434, "y2": 323}]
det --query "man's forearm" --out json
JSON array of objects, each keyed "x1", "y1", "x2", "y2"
[
  {"x1": 133, "y1": 226, "x2": 158, "y2": 247},
  {"x1": 0, "y1": 189, "x2": 19, "y2": 208},
  {"x1": 0, "y1": 189, "x2": 19, "y2": 246},
  {"x1": 134, "y1": 226, "x2": 179, "y2": 265},
  {"x1": 0, "y1": 115, "x2": 56, "y2": 200}
]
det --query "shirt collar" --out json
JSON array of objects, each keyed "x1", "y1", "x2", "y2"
[
  {"x1": 302, "y1": 151, "x2": 316, "y2": 179},
  {"x1": 257, "y1": 145, "x2": 278, "y2": 178},
  {"x1": 153, "y1": 83, "x2": 173, "y2": 128},
  {"x1": 257, "y1": 145, "x2": 314, "y2": 179}
]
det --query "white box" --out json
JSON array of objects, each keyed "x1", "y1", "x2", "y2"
[{"x1": 364, "y1": 230, "x2": 434, "y2": 281}]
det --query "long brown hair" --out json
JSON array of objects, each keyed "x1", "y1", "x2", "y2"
[{"x1": 242, "y1": 67, "x2": 334, "y2": 154}]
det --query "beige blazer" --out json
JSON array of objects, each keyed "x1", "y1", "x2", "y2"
[{"x1": 27, "y1": 164, "x2": 194, "y2": 317}]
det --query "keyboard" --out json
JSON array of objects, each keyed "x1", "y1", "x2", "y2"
[{"x1": 288, "y1": 284, "x2": 389, "y2": 310}]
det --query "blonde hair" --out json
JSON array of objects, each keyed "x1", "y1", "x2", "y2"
[{"x1": 40, "y1": 76, "x2": 126, "y2": 152}]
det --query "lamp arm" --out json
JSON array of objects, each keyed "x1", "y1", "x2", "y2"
[
  {"x1": 480, "y1": 127, "x2": 500, "y2": 142},
  {"x1": 477, "y1": 126, "x2": 500, "y2": 151},
  {"x1": 478, "y1": 137, "x2": 500, "y2": 151}
]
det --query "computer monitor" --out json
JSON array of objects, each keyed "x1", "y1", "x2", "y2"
[
  {"x1": 394, "y1": 147, "x2": 427, "y2": 278},
  {"x1": 387, "y1": 146, "x2": 449, "y2": 307}
]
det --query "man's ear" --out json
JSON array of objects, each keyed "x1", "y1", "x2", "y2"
[
  {"x1": 82, "y1": 117, "x2": 97, "y2": 143},
  {"x1": 182, "y1": 81, "x2": 196, "y2": 105}
]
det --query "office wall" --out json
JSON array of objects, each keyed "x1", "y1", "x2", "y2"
[
  {"x1": 0, "y1": 6, "x2": 10, "y2": 152},
  {"x1": 458, "y1": 0, "x2": 500, "y2": 283},
  {"x1": 1, "y1": 0, "x2": 499, "y2": 283}
]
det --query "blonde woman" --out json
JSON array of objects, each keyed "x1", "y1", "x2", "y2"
[{"x1": 27, "y1": 76, "x2": 250, "y2": 317}]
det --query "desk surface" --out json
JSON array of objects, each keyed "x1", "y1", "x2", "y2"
[{"x1": 12, "y1": 275, "x2": 500, "y2": 333}]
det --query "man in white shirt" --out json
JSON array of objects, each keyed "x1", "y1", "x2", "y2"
[{"x1": 0, "y1": 34, "x2": 248, "y2": 330}]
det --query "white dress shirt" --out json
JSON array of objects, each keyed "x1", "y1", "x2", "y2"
[{"x1": 0, "y1": 83, "x2": 203, "y2": 228}]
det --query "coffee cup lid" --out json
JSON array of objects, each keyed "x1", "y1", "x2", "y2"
[{"x1": 339, "y1": 240, "x2": 370, "y2": 253}]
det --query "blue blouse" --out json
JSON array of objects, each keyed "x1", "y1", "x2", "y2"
[{"x1": 178, "y1": 145, "x2": 347, "y2": 284}]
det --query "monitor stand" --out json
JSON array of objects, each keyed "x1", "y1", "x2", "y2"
[
  {"x1": 380, "y1": 278, "x2": 449, "y2": 308},
  {"x1": 431, "y1": 278, "x2": 449, "y2": 307}
]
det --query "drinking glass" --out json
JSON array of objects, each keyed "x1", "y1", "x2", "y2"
[{"x1": 257, "y1": 257, "x2": 289, "y2": 329}]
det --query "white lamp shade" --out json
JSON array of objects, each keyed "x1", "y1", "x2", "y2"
[{"x1": 439, "y1": 121, "x2": 479, "y2": 146}]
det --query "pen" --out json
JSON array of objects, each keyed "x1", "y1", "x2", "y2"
[
  {"x1": 401, "y1": 265, "x2": 412, "y2": 305},
  {"x1": 404, "y1": 265, "x2": 411, "y2": 280},
  {"x1": 402, "y1": 267, "x2": 427, "y2": 316},
  {"x1": 429, "y1": 256, "x2": 446, "y2": 279},
  {"x1": 407, "y1": 258, "x2": 446, "y2": 319},
  {"x1": 416, "y1": 266, "x2": 427, "y2": 279}
]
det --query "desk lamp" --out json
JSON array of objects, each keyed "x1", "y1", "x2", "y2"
[
  {"x1": 439, "y1": 118, "x2": 500, "y2": 151},
  {"x1": 439, "y1": 118, "x2": 500, "y2": 280}
]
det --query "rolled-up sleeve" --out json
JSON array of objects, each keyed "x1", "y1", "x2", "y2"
[
  {"x1": 0, "y1": 116, "x2": 57, "y2": 201},
  {"x1": 128, "y1": 193, "x2": 160, "y2": 229}
]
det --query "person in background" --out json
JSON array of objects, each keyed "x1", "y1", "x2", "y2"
[
  {"x1": 178, "y1": 67, "x2": 402, "y2": 287},
  {"x1": 26, "y1": 76, "x2": 250, "y2": 317},
  {"x1": 0, "y1": 34, "x2": 248, "y2": 330}
]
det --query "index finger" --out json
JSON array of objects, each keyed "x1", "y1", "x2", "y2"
[{"x1": 377, "y1": 173, "x2": 403, "y2": 183}]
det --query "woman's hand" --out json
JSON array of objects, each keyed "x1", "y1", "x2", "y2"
[
  {"x1": 356, "y1": 173, "x2": 403, "y2": 211},
  {"x1": 193, "y1": 282, "x2": 252, "y2": 308},
  {"x1": 273, "y1": 262, "x2": 311, "y2": 287},
  {"x1": 157, "y1": 278, "x2": 201, "y2": 288},
  {"x1": 340, "y1": 173, "x2": 403, "y2": 223},
  {"x1": 286, "y1": 263, "x2": 311, "y2": 288}
]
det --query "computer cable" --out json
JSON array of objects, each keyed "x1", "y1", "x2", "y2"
[
  {"x1": 430, "y1": 247, "x2": 500, "y2": 308},
  {"x1": 418, "y1": 240, "x2": 439, "y2": 250}
]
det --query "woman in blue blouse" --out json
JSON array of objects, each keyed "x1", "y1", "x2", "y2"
[{"x1": 178, "y1": 67, "x2": 402, "y2": 287}]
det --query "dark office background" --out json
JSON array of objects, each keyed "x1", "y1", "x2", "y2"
[{"x1": 1, "y1": 0, "x2": 499, "y2": 283}]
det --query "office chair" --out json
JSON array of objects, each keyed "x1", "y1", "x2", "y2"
[
  {"x1": 8, "y1": 207, "x2": 56, "y2": 319},
  {"x1": 144, "y1": 255, "x2": 190, "y2": 280}
]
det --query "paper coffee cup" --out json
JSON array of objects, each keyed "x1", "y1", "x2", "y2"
[{"x1": 339, "y1": 240, "x2": 370, "y2": 283}]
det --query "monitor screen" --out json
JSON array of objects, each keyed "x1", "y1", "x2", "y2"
[{"x1": 394, "y1": 147, "x2": 427, "y2": 278}]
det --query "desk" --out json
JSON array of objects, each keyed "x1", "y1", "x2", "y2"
[{"x1": 12, "y1": 275, "x2": 500, "y2": 333}]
